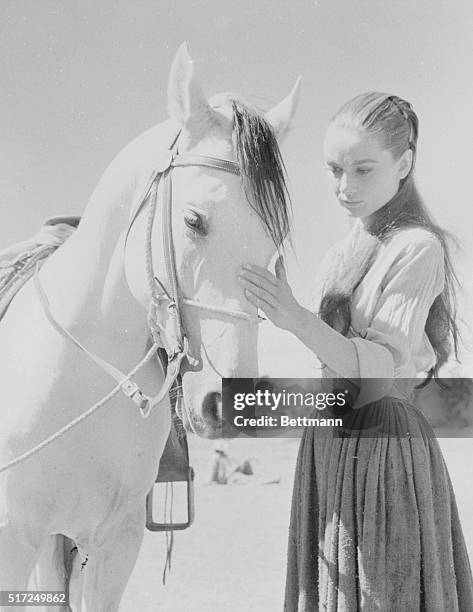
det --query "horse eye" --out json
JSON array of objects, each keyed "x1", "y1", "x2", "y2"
[{"x1": 184, "y1": 213, "x2": 206, "y2": 235}]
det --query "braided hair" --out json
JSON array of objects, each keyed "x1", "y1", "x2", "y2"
[{"x1": 319, "y1": 92, "x2": 459, "y2": 380}]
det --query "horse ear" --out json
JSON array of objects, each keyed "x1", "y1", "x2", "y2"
[
  {"x1": 266, "y1": 76, "x2": 302, "y2": 141},
  {"x1": 167, "y1": 42, "x2": 213, "y2": 125}
]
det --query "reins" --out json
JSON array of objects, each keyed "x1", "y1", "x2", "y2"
[
  {"x1": 0, "y1": 133, "x2": 263, "y2": 474},
  {"x1": 0, "y1": 342, "x2": 159, "y2": 475}
]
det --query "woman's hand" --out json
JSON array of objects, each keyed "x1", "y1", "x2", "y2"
[
  {"x1": 239, "y1": 257, "x2": 360, "y2": 381},
  {"x1": 238, "y1": 256, "x2": 304, "y2": 332}
]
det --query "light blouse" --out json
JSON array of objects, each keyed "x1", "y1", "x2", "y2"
[{"x1": 312, "y1": 226, "x2": 445, "y2": 406}]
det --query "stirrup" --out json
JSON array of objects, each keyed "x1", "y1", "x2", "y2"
[
  {"x1": 145, "y1": 408, "x2": 195, "y2": 532},
  {"x1": 145, "y1": 466, "x2": 195, "y2": 532}
]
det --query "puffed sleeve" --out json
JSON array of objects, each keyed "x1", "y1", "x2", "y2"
[{"x1": 351, "y1": 231, "x2": 445, "y2": 407}]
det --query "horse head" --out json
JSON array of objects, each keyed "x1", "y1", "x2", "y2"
[{"x1": 126, "y1": 43, "x2": 301, "y2": 437}]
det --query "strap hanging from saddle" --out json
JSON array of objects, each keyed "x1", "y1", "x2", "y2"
[
  {"x1": 146, "y1": 353, "x2": 195, "y2": 532},
  {"x1": 145, "y1": 403, "x2": 195, "y2": 532},
  {"x1": 145, "y1": 365, "x2": 195, "y2": 585}
]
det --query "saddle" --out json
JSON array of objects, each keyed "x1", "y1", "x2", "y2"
[
  {"x1": 0, "y1": 216, "x2": 79, "y2": 321},
  {"x1": 0, "y1": 216, "x2": 194, "y2": 531}
]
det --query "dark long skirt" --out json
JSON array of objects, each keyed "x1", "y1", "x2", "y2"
[{"x1": 284, "y1": 398, "x2": 473, "y2": 611}]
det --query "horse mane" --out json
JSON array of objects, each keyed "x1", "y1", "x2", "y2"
[{"x1": 231, "y1": 99, "x2": 292, "y2": 248}]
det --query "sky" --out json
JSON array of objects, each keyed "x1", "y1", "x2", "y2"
[{"x1": 1, "y1": 0, "x2": 473, "y2": 372}]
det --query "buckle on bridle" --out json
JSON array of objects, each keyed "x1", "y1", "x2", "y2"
[{"x1": 121, "y1": 379, "x2": 151, "y2": 417}]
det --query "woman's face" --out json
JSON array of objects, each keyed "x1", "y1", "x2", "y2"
[{"x1": 323, "y1": 124, "x2": 411, "y2": 225}]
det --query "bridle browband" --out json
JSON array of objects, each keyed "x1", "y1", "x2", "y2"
[{"x1": 34, "y1": 132, "x2": 263, "y2": 419}]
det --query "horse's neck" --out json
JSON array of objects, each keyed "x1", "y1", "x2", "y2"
[
  {"x1": 39, "y1": 158, "x2": 153, "y2": 349},
  {"x1": 38, "y1": 120, "x2": 180, "y2": 358},
  {"x1": 39, "y1": 211, "x2": 145, "y2": 357}
]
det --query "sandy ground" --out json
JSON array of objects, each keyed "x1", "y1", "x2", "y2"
[{"x1": 120, "y1": 433, "x2": 473, "y2": 612}]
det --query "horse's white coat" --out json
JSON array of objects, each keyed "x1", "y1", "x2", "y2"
[{"x1": 0, "y1": 43, "x2": 300, "y2": 610}]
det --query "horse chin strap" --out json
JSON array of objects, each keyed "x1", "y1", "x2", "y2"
[{"x1": 34, "y1": 137, "x2": 262, "y2": 419}]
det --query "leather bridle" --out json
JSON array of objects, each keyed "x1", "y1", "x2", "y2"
[{"x1": 34, "y1": 132, "x2": 263, "y2": 418}]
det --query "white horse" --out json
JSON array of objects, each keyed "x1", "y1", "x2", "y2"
[{"x1": 0, "y1": 43, "x2": 300, "y2": 610}]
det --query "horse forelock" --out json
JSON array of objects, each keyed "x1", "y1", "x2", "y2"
[
  {"x1": 230, "y1": 98, "x2": 292, "y2": 249},
  {"x1": 110, "y1": 109, "x2": 291, "y2": 250}
]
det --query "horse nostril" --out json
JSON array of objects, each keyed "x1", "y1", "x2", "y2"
[{"x1": 202, "y1": 391, "x2": 222, "y2": 427}]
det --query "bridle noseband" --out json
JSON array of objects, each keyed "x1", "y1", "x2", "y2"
[{"x1": 34, "y1": 133, "x2": 263, "y2": 419}]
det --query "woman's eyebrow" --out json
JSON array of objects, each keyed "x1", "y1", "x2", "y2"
[
  {"x1": 324, "y1": 158, "x2": 380, "y2": 166},
  {"x1": 351, "y1": 158, "x2": 379, "y2": 164}
]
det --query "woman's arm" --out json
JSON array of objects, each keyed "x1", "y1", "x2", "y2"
[
  {"x1": 238, "y1": 257, "x2": 360, "y2": 379},
  {"x1": 239, "y1": 232, "x2": 445, "y2": 405}
]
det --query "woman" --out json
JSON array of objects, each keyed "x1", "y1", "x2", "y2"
[{"x1": 238, "y1": 92, "x2": 473, "y2": 611}]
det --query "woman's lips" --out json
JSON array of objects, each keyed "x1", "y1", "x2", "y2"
[{"x1": 339, "y1": 199, "x2": 362, "y2": 205}]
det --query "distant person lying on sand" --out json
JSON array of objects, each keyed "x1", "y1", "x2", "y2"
[{"x1": 208, "y1": 441, "x2": 279, "y2": 485}]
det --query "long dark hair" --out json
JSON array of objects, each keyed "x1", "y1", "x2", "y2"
[{"x1": 319, "y1": 92, "x2": 459, "y2": 379}]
